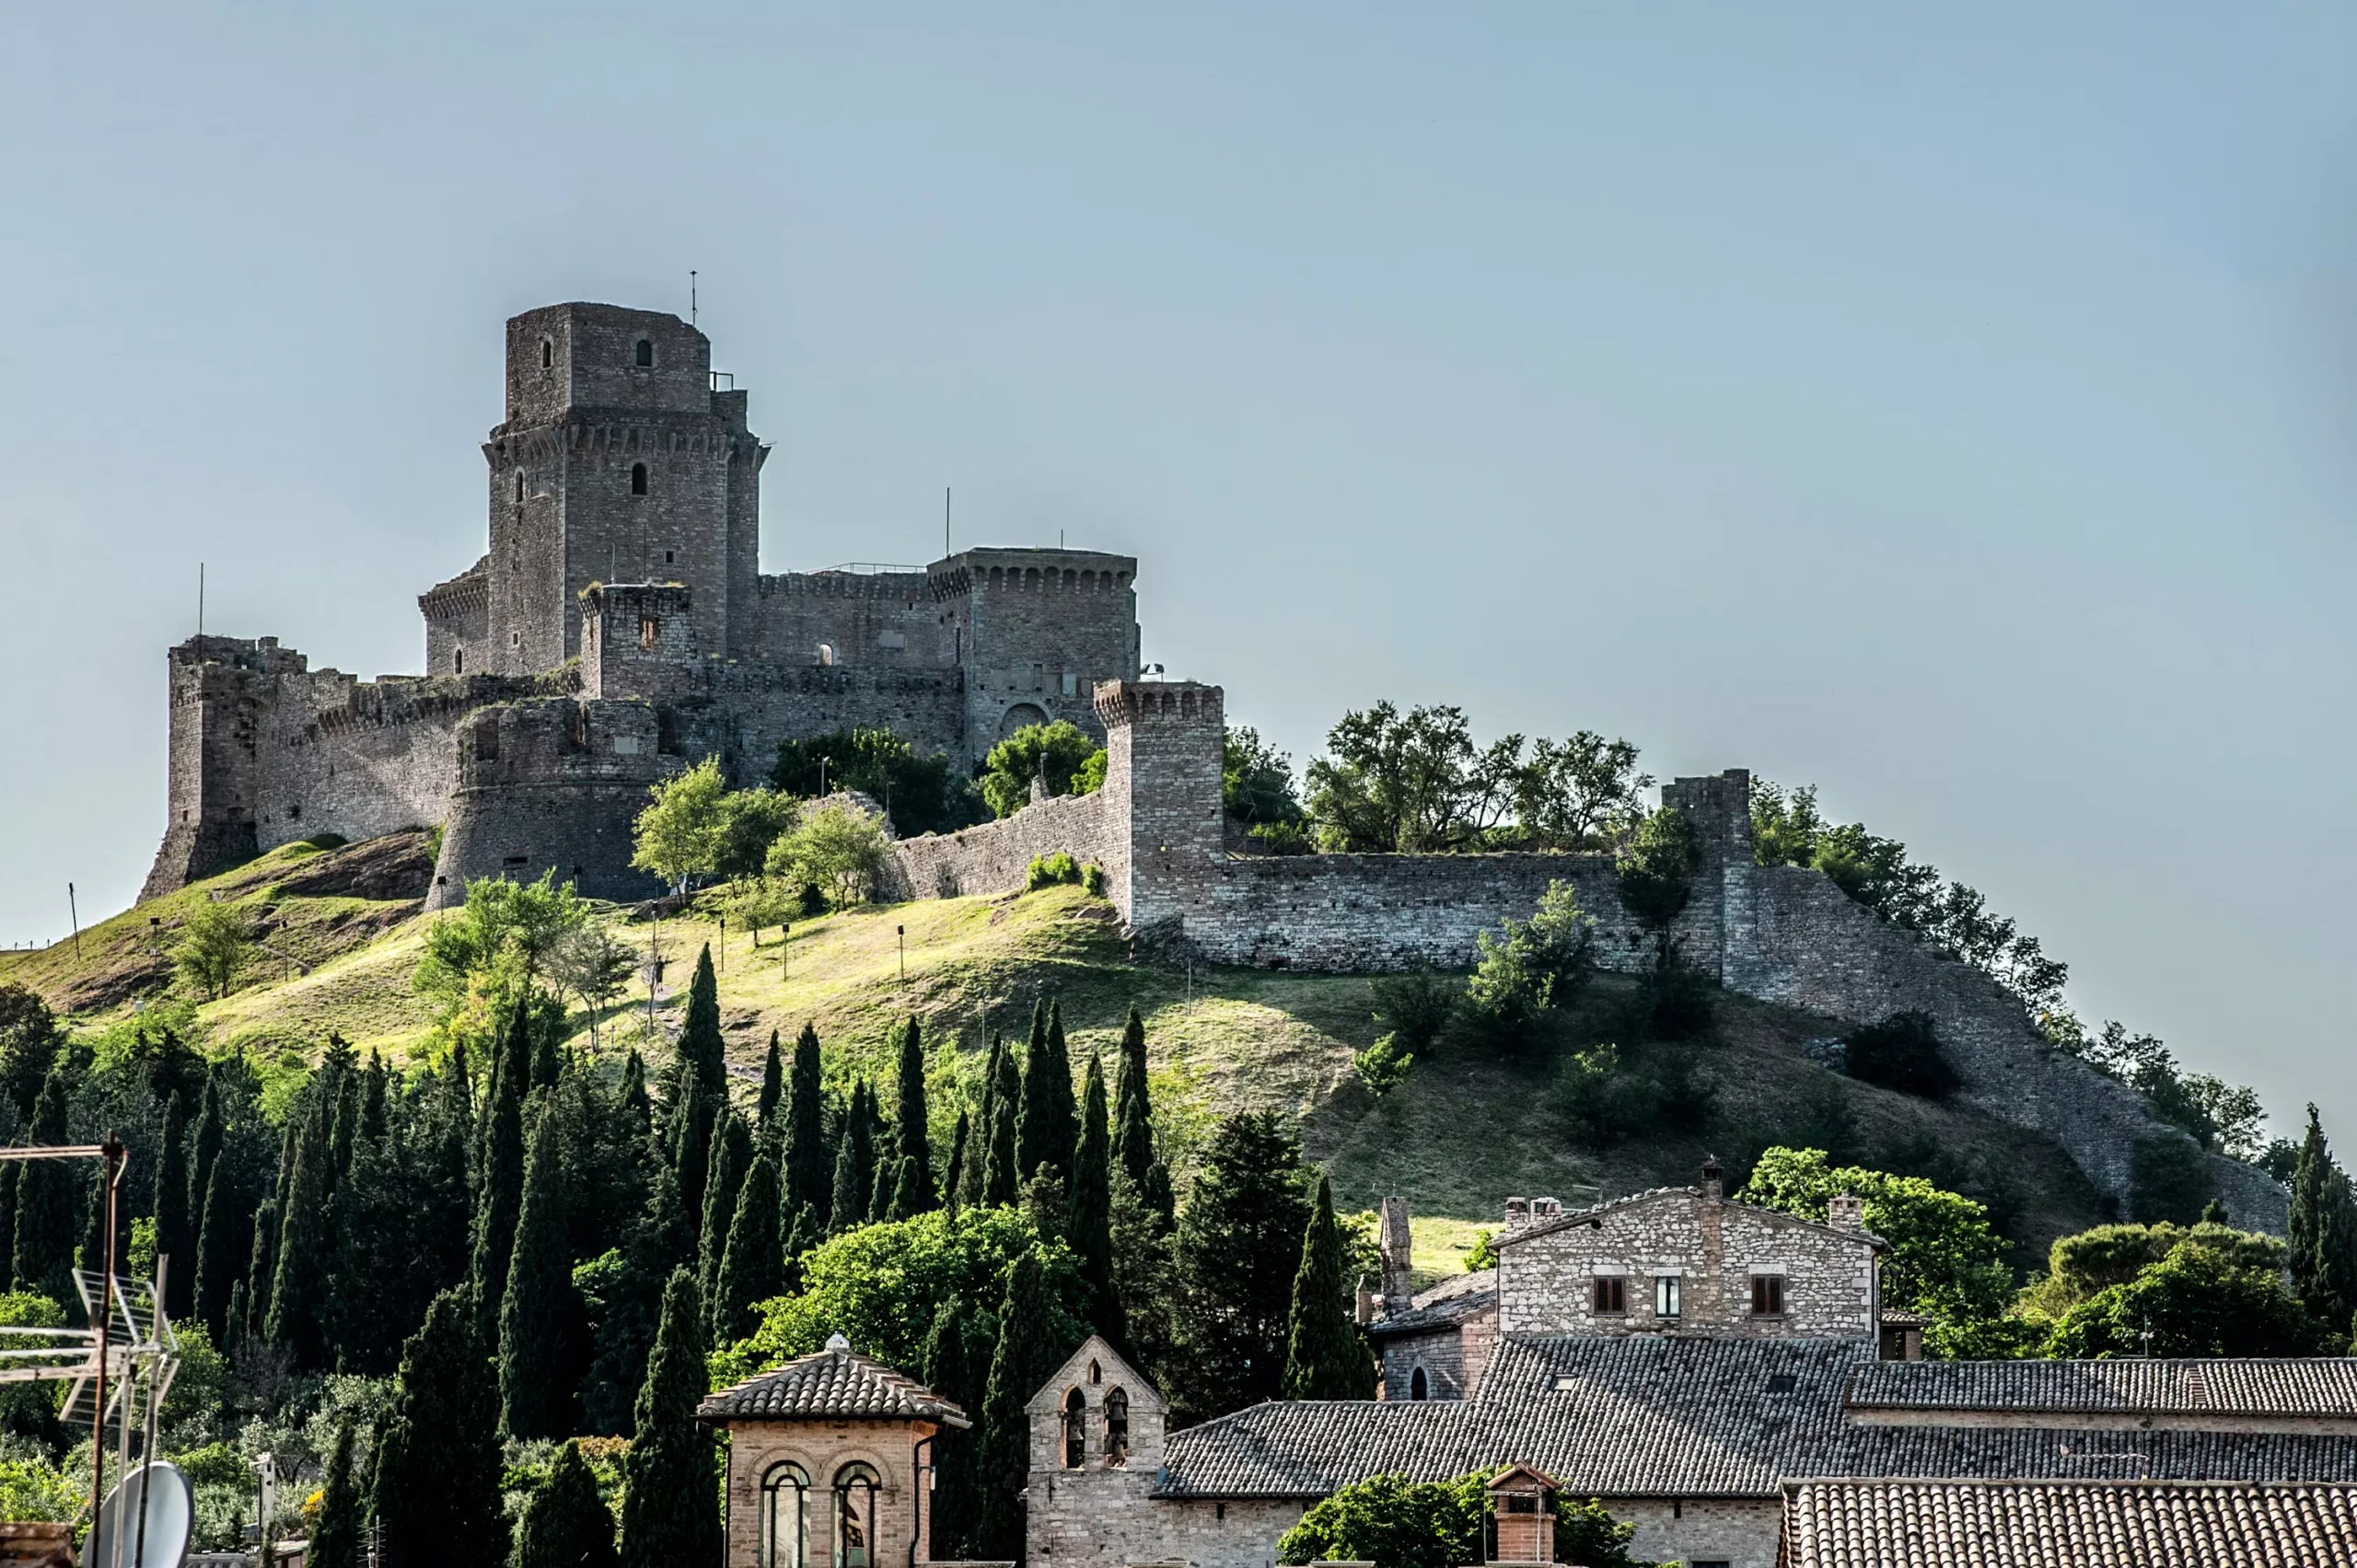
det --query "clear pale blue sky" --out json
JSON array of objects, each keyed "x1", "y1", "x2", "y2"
[{"x1": 5, "y1": 5, "x2": 2353, "y2": 1138}]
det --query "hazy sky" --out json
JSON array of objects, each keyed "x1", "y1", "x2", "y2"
[{"x1": 5, "y1": 5, "x2": 2353, "y2": 1137}]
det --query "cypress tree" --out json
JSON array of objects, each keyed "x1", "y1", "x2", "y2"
[
  {"x1": 868, "y1": 1134, "x2": 898, "y2": 1225},
  {"x1": 265, "y1": 1098, "x2": 334, "y2": 1367},
  {"x1": 1017, "y1": 998, "x2": 1078, "y2": 1188},
  {"x1": 326, "y1": 1112, "x2": 412, "y2": 1376},
  {"x1": 469, "y1": 1037, "x2": 527, "y2": 1346},
  {"x1": 892, "y1": 1017, "x2": 936, "y2": 1213},
  {"x1": 976, "y1": 1249, "x2": 1073, "y2": 1559},
  {"x1": 830, "y1": 1123, "x2": 867, "y2": 1237},
  {"x1": 983, "y1": 1039, "x2": 1020, "y2": 1208},
  {"x1": 192, "y1": 1159, "x2": 239, "y2": 1341},
  {"x1": 1168, "y1": 1110, "x2": 1314, "y2": 1421},
  {"x1": 411, "y1": 1053, "x2": 478, "y2": 1299},
  {"x1": 695, "y1": 1112, "x2": 752, "y2": 1305},
  {"x1": 529, "y1": 1007, "x2": 563, "y2": 1094},
  {"x1": 11, "y1": 1063, "x2": 74, "y2": 1302},
  {"x1": 307, "y1": 1416, "x2": 362, "y2": 1568},
  {"x1": 2293, "y1": 1106, "x2": 2340, "y2": 1315},
  {"x1": 0, "y1": 1166, "x2": 19, "y2": 1307},
  {"x1": 377, "y1": 1289, "x2": 507, "y2": 1568},
  {"x1": 621, "y1": 1268, "x2": 721, "y2": 1568},
  {"x1": 710, "y1": 1144, "x2": 783, "y2": 1346},
  {"x1": 781, "y1": 1204, "x2": 818, "y2": 1294},
  {"x1": 756, "y1": 1030, "x2": 784, "y2": 1128},
  {"x1": 328, "y1": 1061, "x2": 362, "y2": 1186},
  {"x1": 667, "y1": 1069, "x2": 721, "y2": 1251},
  {"x1": 186, "y1": 1077, "x2": 225, "y2": 1249},
  {"x1": 1070, "y1": 1052, "x2": 1123, "y2": 1348},
  {"x1": 941, "y1": 1109, "x2": 971, "y2": 1213},
  {"x1": 968, "y1": 1032, "x2": 1004, "y2": 1200},
  {"x1": 783, "y1": 1024, "x2": 828, "y2": 1222},
  {"x1": 921, "y1": 1301, "x2": 980, "y2": 1559},
  {"x1": 1281, "y1": 1174, "x2": 1375, "y2": 1400},
  {"x1": 617, "y1": 1051, "x2": 653, "y2": 1145},
  {"x1": 517, "y1": 1440, "x2": 619, "y2": 1568},
  {"x1": 152, "y1": 1092, "x2": 193, "y2": 1318},
  {"x1": 584, "y1": 1161, "x2": 691, "y2": 1438},
  {"x1": 223, "y1": 1282, "x2": 247, "y2": 1352},
  {"x1": 359, "y1": 1051, "x2": 389, "y2": 1143},
  {"x1": 499, "y1": 1098, "x2": 577, "y2": 1439},
  {"x1": 238, "y1": 1198, "x2": 274, "y2": 1344},
  {"x1": 1112, "y1": 1005, "x2": 1155, "y2": 1187},
  {"x1": 677, "y1": 946, "x2": 726, "y2": 1088}
]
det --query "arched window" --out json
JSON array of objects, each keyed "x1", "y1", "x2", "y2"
[
  {"x1": 1410, "y1": 1366, "x2": 1428, "y2": 1401},
  {"x1": 1104, "y1": 1387, "x2": 1130, "y2": 1467},
  {"x1": 514, "y1": 471, "x2": 525, "y2": 504},
  {"x1": 453, "y1": 647, "x2": 464, "y2": 675},
  {"x1": 1087, "y1": 1361, "x2": 1102, "y2": 1386},
  {"x1": 635, "y1": 338, "x2": 655, "y2": 367},
  {"x1": 631, "y1": 462, "x2": 648, "y2": 496},
  {"x1": 817, "y1": 643, "x2": 836, "y2": 667},
  {"x1": 832, "y1": 1463, "x2": 879, "y2": 1568},
  {"x1": 761, "y1": 1463, "x2": 810, "y2": 1568},
  {"x1": 1062, "y1": 1388, "x2": 1086, "y2": 1469},
  {"x1": 540, "y1": 339, "x2": 552, "y2": 368}
]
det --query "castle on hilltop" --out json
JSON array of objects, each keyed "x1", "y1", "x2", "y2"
[
  {"x1": 145, "y1": 302, "x2": 1140, "y2": 906},
  {"x1": 145, "y1": 301, "x2": 2284, "y2": 1234}
]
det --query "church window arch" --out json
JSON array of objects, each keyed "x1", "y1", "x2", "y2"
[
  {"x1": 1104, "y1": 1387, "x2": 1130, "y2": 1466},
  {"x1": 818, "y1": 643, "x2": 837, "y2": 667},
  {"x1": 631, "y1": 462, "x2": 649, "y2": 496},
  {"x1": 453, "y1": 647, "x2": 464, "y2": 675},
  {"x1": 832, "y1": 1464, "x2": 879, "y2": 1568},
  {"x1": 540, "y1": 338, "x2": 552, "y2": 368},
  {"x1": 635, "y1": 338, "x2": 655, "y2": 367},
  {"x1": 761, "y1": 1462, "x2": 810, "y2": 1568},
  {"x1": 1062, "y1": 1387, "x2": 1087, "y2": 1469},
  {"x1": 1410, "y1": 1366, "x2": 1429, "y2": 1401}
]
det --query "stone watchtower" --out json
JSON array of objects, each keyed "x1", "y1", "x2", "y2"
[{"x1": 478, "y1": 303, "x2": 767, "y2": 675}]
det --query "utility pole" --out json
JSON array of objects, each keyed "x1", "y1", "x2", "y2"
[
  {"x1": 67, "y1": 885, "x2": 80, "y2": 960},
  {"x1": 691, "y1": 270, "x2": 698, "y2": 327},
  {"x1": 898, "y1": 924, "x2": 906, "y2": 981},
  {"x1": 946, "y1": 487, "x2": 951, "y2": 559}
]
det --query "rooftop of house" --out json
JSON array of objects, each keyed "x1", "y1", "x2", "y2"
[
  {"x1": 1367, "y1": 1268, "x2": 1497, "y2": 1339},
  {"x1": 1490, "y1": 1184, "x2": 1887, "y2": 1254},
  {"x1": 697, "y1": 1332, "x2": 969, "y2": 1427},
  {"x1": 1847, "y1": 1358, "x2": 2357, "y2": 1421},
  {"x1": 1781, "y1": 1478, "x2": 2357, "y2": 1568},
  {"x1": 1151, "y1": 1338, "x2": 2357, "y2": 1502}
]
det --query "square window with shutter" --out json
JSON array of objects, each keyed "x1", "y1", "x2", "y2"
[
  {"x1": 1591, "y1": 1276, "x2": 1627, "y2": 1316},
  {"x1": 1751, "y1": 1274, "x2": 1785, "y2": 1316}
]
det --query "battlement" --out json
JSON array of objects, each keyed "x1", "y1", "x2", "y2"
[
  {"x1": 928, "y1": 547, "x2": 1136, "y2": 603},
  {"x1": 168, "y1": 634, "x2": 308, "y2": 676},
  {"x1": 1096, "y1": 679, "x2": 1222, "y2": 730},
  {"x1": 756, "y1": 570, "x2": 934, "y2": 602}
]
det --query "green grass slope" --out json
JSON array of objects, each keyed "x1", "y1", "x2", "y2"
[{"x1": 4, "y1": 842, "x2": 2109, "y2": 1276}]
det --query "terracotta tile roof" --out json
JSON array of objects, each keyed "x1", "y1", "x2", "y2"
[
  {"x1": 1368, "y1": 1270, "x2": 1497, "y2": 1339},
  {"x1": 1848, "y1": 1358, "x2": 2357, "y2": 1419},
  {"x1": 698, "y1": 1333, "x2": 969, "y2": 1426},
  {"x1": 1152, "y1": 1338, "x2": 2357, "y2": 1502},
  {"x1": 1782, "y1": 1478, "x2": 2357, "y2": 1568}
]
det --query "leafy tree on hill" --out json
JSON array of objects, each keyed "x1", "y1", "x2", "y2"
[
  {"x1": 0, "y1": 986, "x2": 58, "y2": 1121},
  {"x1": 2055, "y1": 1020, "x2": 2269, "y2": 1161},
  {"x1": 774, "y1": 726, "x2": 976, "y2": 835},
  {"x1": 1224, "y1": 726, "x2": 1306, "y2": 827},
  {"x1": 1508, "y1": 732, "x2": 1654, "y2": 852},
  {"x1": 175, "y1": 901, "x2": 255, "y2": 1000},
  {"x1": 621, "y1": 1269, "x2": 721, "y2": 1568},
  {"x1": 1170, "y1": 1110, "x2": 1314, "y2": 1422},
  {"x1": 414, "y1": 870, "x2": 588, "y2": 1013},
  {"x1": 632, "y1": 756, "x2": 730, "y2": 892},
  {"x1": 978, "y1": 721, "x2": 1105, "y2": 820},
  {"x1": 2046, "y1": 1236, "x2": 2325, "y2": 1358},
  {"x1": 764, "y1": 800, "x2": 890, "y2": 908},
  {"x1": 1304, "y1": 703, "x2": 1521, "y2": 854},
  {"x1": 1464, "y1": 880, "x2": 1596, "y2": 1051},
  {"x1": 713, "y1": 785, "x2": 798, "y2": 881},
  {"x1": 1282, "y1": 1174, "x2": 1373, "y2": 1400},
  {"x1": 547, "y1": 922, "x2": 635, "y2": 1052}
]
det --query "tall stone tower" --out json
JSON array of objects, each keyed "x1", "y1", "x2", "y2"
[{"x1": 486, "y1": 304, "x2": 767, "y2": 674}]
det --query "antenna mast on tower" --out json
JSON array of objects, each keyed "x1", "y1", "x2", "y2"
[{"x1": 691, "y1": 270, "x2": 698, "y2": 327}]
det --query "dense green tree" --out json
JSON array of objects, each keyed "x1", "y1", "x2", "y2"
[
  {"x1": 774, "y1": 726, "x2": 975, "y2": 836},
  {"x1": 1069, "y1": 1052, "x2": 1122, "y2": 1347},
  {"x1": 1017, "y1": 1000, "x2": 1077, "y2": 1187},
  {"x1": 1282, "y1": 1175, "x2": 1374, "y2": 1400},
  {"x1": 830, "y1": 1083, "x2": 877, "y2": 1236},
  {"x1": 981, "y1": 1034, "x2": 1021, "y2": 1208},
  {"x1": 1303, "y1": 702, "x2": 1523, "y2": 853},
  {"x1": 265, "y1": 1099, "x2": 335, "y2": 1366},
  {"x1": 325, "y1": 1119, "x2": 418, "y2": 1375},
  {"x1": 2290, "y1": 1106, "x2": 2357, "y2": 1326},
  {"x1": 237, "y1": 1198, "x2": 273, "y2": 1347},
  {"x1": 517, "y1": 1440, "x2": 620, "y2": 1568},
  {"x1": 500, "y1": 1100, "x2": 579, "y2": 1439},
  {"x1": 2048, "y1": 1237, "x2": 2325, "y2": 1358},
  {"x1": 150, "y1": 1091, "x2": 194, "y2": 1318},
  {"x1": 616, "y1": 1050, "x2": 653, "y2": 1144},
  {"x1": 696, "y1": 1112, "x2": 753, "y2": 1304},
  {"x1": 307, "y1": 1417, "x2": 362, "y2": 1568},
  {"x1": 621, "y1": 1268, "x2": 721, "y2": 1568},
  {"x1": 978, "y1": 721, "x2": 1103, "y2": 819},
  {"x1": 11, "y1": 1063, "x2": 75, "y2": 1302},
  {"x1": 976, "y1": 1249, "x2": 1079, "y2": 1558},
  {"x1": 941, "y1": 1109, "x2": 972, "y2": 1211},
  {"x1": 584, "y1": 1162, "x2": 692, "y2": 1437},
  {"x1": 1277, "y1": 1472, "x2": 1648, "y2": 1568},
  {"x1": 377, "y1": 1289, "x2": 507, "y2": 1568},
  {"x1": 783, "y1": 1024, "x2": 829, "y2": 1222},
  {"x1": 1112, "y1": 1006, "x2": 1154, "y2": 1187},
  {"x1": 757, "y1": 1031, "x2": 784, "y2": 1127},
  {"x1": 1169, "y1": 1111, "x2": 1312, "y2": 1422},
  {"x1": 711, "y1": 1144, "x2": 784, "y2": 1346},
  {"x1": 781, "y1": 1204, "x2": 818, "y2": 1294},
  {"x1": 0, "y1": 985, "x2": 58, "y2": 1121},
  {"x1": 184, "y1": 1078, "x2": 226, "y2": 1300},
  {"x1": 1615, "y1": 804, "x2": 1701, "y2": 958},
  {"x1": 469, "y1": 1036, "x2": 527, "y2": 1346},
  {"x1": 922, "y1": 1300, "x2": 981, "y2": 1559},
  {"x1": 891, "y1": 1017, "x2": 937, "y2": 1214},
  {"x1": 676, "y1": 946, "x2": 726, "y2": 1088}
]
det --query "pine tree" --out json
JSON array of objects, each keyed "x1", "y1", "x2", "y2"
[
  {"x1": 328, "y1": 1058, "x2": 362, "y2": 1185},
  {"x1": 1016, "y1": 998, "x2": 1078, "y2": 1187},
  {"x1": 757, "y1": 1031, "x2": 784, "y2": 1128},
  {"x1": 307, "y1": 1416, "x2": 362, "y2": 1568},
  {"x1": 1113, "y1": 1005, "x2": 1155, "y2": 1186},
  {"x1": 410, "y1": 1053, "x2": 478, "y2": 1300},
  {"x1": 617, "y1": 1050, "x2": 653, "y2": 1144},
  {"x1": 710, "y1": 1144, "x2": 783, "y2": 1345},
  {"x1": 265, "y1": 1098, "x2": 335, "y2": 1366},
  {"x1": 11, "y1": 1063, "x2": 75, "y2": 1302},
  {"x1": 968, "y1": 1032, "x2": 1005, "y2": 1203},
  {"x1": 1168, "y1": 1110, "x2": 1313, "y2": 1421},
  {"x1": 1281, "y1": 1174, "x2": 1375, "y2": 1400},
  {"x1": 326, "y1": 1112, "x2": 413, "y2": 1376},
  {"x1": 783, "y1": 1024, "x2": 829, "y2": 1223},
  {"x1": 695, "y1": 1112, "x2": 752, "y2": 1304},
  {"x1": 1069, "y1": 1051, "x2": 1124, "y2": 1348},
  {"x1": 921, "y1": 1301, "x2": 980, "y2": 1559},
  {"x1": 983, "y1": 1039, "x2": 1020, "y2": 1208},
  {"x1": 530, "y1": 1008, "x2": 563, "y2": 1095},
  {"x1": 942, "y1": 1109, "x2": 971, "y2": 1212},
  {"x1": 517, "y1": 1440, "x2": 619, "y2": 1568},
  {"x1": 469, "y1": 1036, "x2": 527, "y2": 1346},
  {"x1": 892, "y1": 1017, "x2": 937, "y2": 1213},
  {"x1": 359, "y1": 1051, "x2": 389, "y2": 1143},
  {"x1": 621, "y1": 1268, "x2": 721, "y2": 1568},
  {"x1": 500, "y1": 1098, "x2": 578, "y2": 1439},
  {"x1": 152, "y1": 1091, "x2": 194, "y2": 1318},
  {"x1": 675, "y1": 946, "x2": 726, "y2": 1094},
  {"x1": 667, "y1": 1068, "x2": 721, "y2": 1250},
  {"x1": 238, "y1": 1199, "x2": 273, "y2": 1345},
  {"x1": 976, "y1": 1249, "x2": 1074, "y2": 1559},
  {"x1": 377, "y1": 1289, "x2": 508, "y2": 1568}
]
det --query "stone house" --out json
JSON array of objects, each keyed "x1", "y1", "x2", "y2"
[{"x1": 699, "y1": 1333, "x2": 968, "y2": 1568}]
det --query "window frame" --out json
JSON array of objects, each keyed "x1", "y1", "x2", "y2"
[
  {"x1": 761, "y1": 1461, "x2": 810, "y2": 1568},
  {"x1": 631, "y1": 461, "x2": 649, "y2": 496},
  {"x1": 1104, "y1": 1386, "x2": 1130, "y2": 1466},
  {"x1": 1591, "y1": 1274, "x2": 1628, "y2": 1316},
  {"x1": 1750, "y1": 1272, "x2": 1786, "y2": 1318},
  {"x1": 1062, "y1": 1387, "x2": 1087, "y2": 1470},
  {"x1": 1654, "y1": 1274, "x2": 1682, "y2": 1319},
  {"x1": 832, "y1": 1462, "x2": 881, "y2": 1568},
  {"x1": 635, "y1": 337, "x2": 656, "y2": 367}
]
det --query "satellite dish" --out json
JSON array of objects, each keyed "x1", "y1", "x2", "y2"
[{"x1": 84, "y1": 1461, "x2": 192, "y2": 1568}]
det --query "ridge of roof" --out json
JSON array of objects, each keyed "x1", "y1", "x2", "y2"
[{"x1": 697, "y1": 1334, "x2": 969, "y2": 1426}]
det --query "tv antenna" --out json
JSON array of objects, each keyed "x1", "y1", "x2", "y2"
[{"x1": 691, "y1": 270, "x2": 699, "y2": 327}]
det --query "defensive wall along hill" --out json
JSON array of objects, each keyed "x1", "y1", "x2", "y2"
[{"x1": 877, "y1": 678, "x2": 2287, "y2": 1231}]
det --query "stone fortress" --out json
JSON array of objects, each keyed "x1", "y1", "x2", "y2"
[{"x1": 145, "y1": 301, "x2": 2282, "y2": 1233}]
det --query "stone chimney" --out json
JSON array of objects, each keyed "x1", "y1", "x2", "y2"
[
  {"x1": 1355, "y1": 1282, "x2": 1378, "y2": 1325},
  {"x1": 1379, "y1": 1196, "x2": 1414, "y2": 1310},
  {"x1": 1700, "y1": 1158, "x2": 1723, "y2": 1204},
  {"x1": 1504, "y1": 1196, "x2": 1530, "y2": 1231},
  {"x1": 1827, "y1": 1192, "x2": 1865, "y2": 1231}
]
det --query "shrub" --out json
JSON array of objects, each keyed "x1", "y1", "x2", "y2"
[
  {"x1": 2131, "y1": 1133, "x2": 2215, "y2": 1225},
  {"x1": 1462, "y1": 882, "x2": 1594, "y2": 1052},
  {"x1": 2045, "y1": 1238, "x2": 2324, "y2": 1358},
  {"x1": 1615, "y1": 805, "x2": 1701, "y2": 947},
  {"x1": 1026, "y1": 852, "x2": 1081, "y2": 891},
  {"x1": 1642, "y1": 951, "x2": 1714, "y2": 1039},
  {"x1": 1248, "y1": 820, "x2": 1313, "y2": 855},
  {"x1": 1080, "y1": 862, "x2": 1107, "y2": 897},
  {"x1": 1842, "y1": 1011, "x2": 1957, "y2": 1098},
  {"x1": 1353, "y1": 1033, "x2": 1414, "y2": 1098},
  {"x1": 175, "y1": 900, "x2": 256, "y2": 1000},
  {"x1": 1371, "y1": 970, "x2": 1458, "y2": 1053}
]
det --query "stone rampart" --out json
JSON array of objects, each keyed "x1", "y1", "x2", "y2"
[{"x1": 883, "y1": 790, "x2": 1116, "y2": 901}]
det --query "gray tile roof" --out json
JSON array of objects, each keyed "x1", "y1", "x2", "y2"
[
  {"x1": 1153, "y1": 1337, "x2": 2357, "y2": 1502},
  {"x1": 1368, "y1": 1270, "x2": 1497, "y2": 1339},
  {"x1": 1782, "y1": 1478, "x2": 2357, "y2": 1568},
  {"x1": 698, "y1": 1334, "x2": 969, "y2": 1426},
  {"x1": 1848, "y1": 1358, "x2": 2357, "y2": 1419}
]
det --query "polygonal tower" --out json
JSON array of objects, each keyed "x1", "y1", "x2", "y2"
[{"x1": 483, "y1": 303, "x2": 767, "y2": 674}]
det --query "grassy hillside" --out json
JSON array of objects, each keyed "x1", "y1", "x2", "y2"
[{"x1": 2, "y1": 837, "x2": 2109, "y2": 1278}]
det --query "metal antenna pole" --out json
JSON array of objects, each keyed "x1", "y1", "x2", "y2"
[
  {"x1": 130, "y1": 1254, "x2": 166, "y2": 1568},
  {"x1": 946, "y1": 488, "x2": 951, "y2": 558},
  {"x1": 691, "y1": 271, "x2": 698, "y2": 327},
  {"x1": 68, "y1": 885, "x2": 80, "y2": 960},
  {"x1": 198, "y1": 563, "x2": 204, "y2": 639}
]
